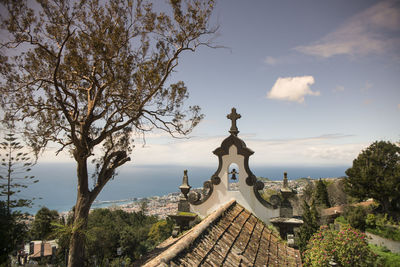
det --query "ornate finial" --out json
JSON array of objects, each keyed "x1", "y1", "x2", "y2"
[
  {"x1": 227, "y1": 107, "x2": 241, "y2": 136},
  {"x1": 179, "y1": 170, "x2": 191, "y2": 199}
]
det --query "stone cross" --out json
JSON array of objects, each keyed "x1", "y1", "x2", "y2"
[{"x1": 227, "y1": 107, "x2": 241, "y2": 136}]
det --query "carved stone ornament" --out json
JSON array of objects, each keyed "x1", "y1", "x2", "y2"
[
  {"x1": 188, "y1": 108, "x2": 277, "y2": 210},
  {"x1": 188, "y1": 175, "x2": 220, "y2": 205}
]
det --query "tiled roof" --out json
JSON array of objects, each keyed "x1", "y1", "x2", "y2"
[
  {"x1": 143, "y1": 200, "x2": 302, "y2": 267},
  {"x1": 322, "y1": 199, "x2": 376, "y2": 217}
]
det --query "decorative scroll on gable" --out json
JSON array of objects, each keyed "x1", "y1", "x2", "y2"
[{"x1": 187, "y1": 108, "x2": 280, "y2": 224}]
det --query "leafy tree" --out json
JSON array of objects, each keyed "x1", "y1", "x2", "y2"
[
  {"x1": 301, "y1": 182, "x2": 315, "y2": 205},
  {"x1": 0, "y1": 200, "x2": 18, "y2": 265},
  {"x1": 297, "y1": 200, "x2": 320, "y2": 253},
  {"x1": 86, "y1": 209, "x2": 119, "y2": 264},
  {"x1": 119, "y1": 225, "x2": 150, "y2": 261},
  {"x1": 0, "y1": 0, "x2": 216, "y2": 266},
  {"x1": 148, "y1": 218, "x2": 174, "y2": 244},
  {"x1": 343, "y1": 206, "x2": 367, "y2": 232},
  {"x1": 0, "y1": 208, "x2": 29, "y2": 265},
  {"x1": 30, "y1": 207, "x2": 59, "y2": 240},
  {"x1": 303, "y1": 226, "x2": 376, "y2": 267},
  {"x1": 85, "y1": 208, "x2": 158, "y2": 264},
  {"x1": 314, "y1": 179, "x2": 330, "y2": 208},
  {"x1": 0, "y1": 132, "x2": 38, "y2": 215},
  {"x1": 0, "y1": 132, "x2": 36, "y2": 264},
  {"x1": 345, "y1": 141, "x2": 400, "y2": 214}
]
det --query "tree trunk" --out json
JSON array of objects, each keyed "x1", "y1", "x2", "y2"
[
  {"x1": 68, "y1": 193, "x2": 91, "y2": 267},
  {"x1": 68, "y1": 156, "x2": 91, "y2": 267}
]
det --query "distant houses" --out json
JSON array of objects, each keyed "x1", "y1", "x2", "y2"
[{"x1": 18, "y1": 240, "x2": 58, "y2": 265}]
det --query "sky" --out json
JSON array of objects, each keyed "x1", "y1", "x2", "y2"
[
  {"x1": 2, "y1": 0, "x2": 400, "y2": 210},
  {"x1": 41, "y1": 0, "x2": 400, "y2": 168}
]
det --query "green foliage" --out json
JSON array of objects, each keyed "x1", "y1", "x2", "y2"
[
  {"x1": 148, "y1": 219, "x2": 174, "y2": 244},
  {"x1": 260, "y1": 188, "x2": 279, "y2": 202},
  {"x1": 0, "y1": 202, "x2": 11, "y2": 264},
  {"x1": 266, "y1": 224, "x2": 282, "y2": 241},
  {"x1": 314, "y1": 179, "x2": 330, "y2": 208},
  {"x1": 0, "y1": 0, "x2": 217, "y2": 264},
  {"x1": 297, "y1": 200, "x2": 320, "y2": 253},
  {"x1": 303, "y1": 226, "x2": 376, "y2": 267},
  {"x1": 366, "y1": 213, "x2": 377, "y2": 228},
  {"x1": 364, "y1": 213, "x2": 400, "y2": 241},
  {"x1": 369, "y1": 244, "x2": 400, "y2": 267},
  {"x1": 0, "y1": 201, "x2": 28, "y2": 265},
  {"x1": 301, "y1": 182, "x2": 315, "y2": 205},
  {"x1": 30, "y1": 207, "x2": 59, "y2": 240},
  {"x1": 0, "y1": 132, "x2": 37, "y2": 263},
  {"x1": 177, "y1": 211, "x2": 197, "y2": 216},
  {"x1": 367, "y1": 227, "x2": 400, "y2": 242},
  {"x1": 0, "y1": 132, "x2": 38, "y2": 213},
  {"x1": 85, "y1": 208, "x2": 163, "y2": 264},
  {"x1": 110, "y1": 256, "x2": 132, "y2": 267},
  {"x1": 334, "y1": 215, "x2": 348, "y2": 225},
  {"x1": 343, "y1": 206, "x2": 368, "y2": 231},
  {"x1": 345, "y1": 141, "x2": 400, "y2": 214},
  {"x1": 257, "y1": 176, "x2": 271, "y2": 182},
  {"x1": 376, "y1": 213, "x2": 389, "y2": 228}
]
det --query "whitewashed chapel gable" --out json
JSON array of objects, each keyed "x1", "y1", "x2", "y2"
[{"x1": 187, "y1": 108, "x2": 280, "y2": 224}]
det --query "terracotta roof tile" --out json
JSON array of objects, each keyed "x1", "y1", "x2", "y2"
[
  {"x1": 143, "y1": 200, "x2": 302, "y2": 267},
  {"x1": 322, "y1": 199, "x2": 376, "y2": 217}
]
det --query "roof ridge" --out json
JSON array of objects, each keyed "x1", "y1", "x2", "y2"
[{"x1": 143, "y1": 199, "x2": 236, "y2": 267}]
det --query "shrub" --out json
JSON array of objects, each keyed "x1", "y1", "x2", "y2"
[
  {"x1": 343, "y1": 206, "x2": 367, "y2": 231},
  {"x1": 297, "y1": 201, "x2": 320, "y2": 253},
  {"x1": 369, "y1": 244, "x2": 400, "y2": 267},
  {"x1": 366, "y1": 213, "x2": 376, "y2": 228},
  {"x1": 334, "y1": 215, "x2": 348, "y2": 225},
  {"x1": 148, "y1": 219, "x2": 174, "y2": 244},
  {"x1": 366, "y1": 213, "x2": 400, "y2": 241},
  {"x1": 303, "y1": 226, "x2": 376, "y2": 267}
]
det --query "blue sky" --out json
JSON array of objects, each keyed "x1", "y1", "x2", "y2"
[
  {"x1": 43, "y1": 0, "x2": 400, "y2": 168},
  {"x1": 3, "y1": 0, "x2": 400, "y2": 211},
  {"x1": 7, "y1": 0, "x2": 397, "y2": 169}
]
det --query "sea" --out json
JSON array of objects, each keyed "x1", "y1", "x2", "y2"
[{"x1": 18, "y1": 163, "x2": 349, "y2": 214}]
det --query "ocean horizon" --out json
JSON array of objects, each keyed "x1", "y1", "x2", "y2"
[{"x1": 18, "y1": 163, "x2": 349, "y2": 214}]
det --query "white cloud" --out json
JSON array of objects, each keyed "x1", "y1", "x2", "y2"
[
  {"x1": 267, "y1": 76, "x2": 320, "y2": 103},
  {"x1": 130, "y1": 134, "x2": 367, "y2": 167},
  {"x1": 295, "y1": 0, "x2": 400, "y2": 58},
  {"x1": 34, "y1": 133, "x2": 368, "y2": 167}
]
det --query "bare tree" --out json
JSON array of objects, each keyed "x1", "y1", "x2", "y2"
[{"x1": 0, "y1": 0, "x2": 217, "y2": 265}]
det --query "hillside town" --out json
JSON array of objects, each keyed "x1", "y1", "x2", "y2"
[{"x1": 86, "y1": 178, "x2": 316, "y2": 219}]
